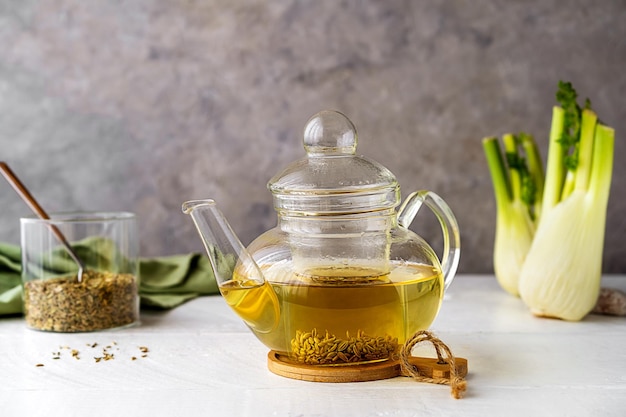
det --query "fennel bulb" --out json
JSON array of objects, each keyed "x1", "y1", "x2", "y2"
[
  {"x1": 483, "y1": 133, "x2": 543, "y2": 296},
  {"x1": 483, "y1": 81, "x2": 615, "y2": 320},
  {"x1": 519, "y1": 108, "x2": 614, "y2": 321}
]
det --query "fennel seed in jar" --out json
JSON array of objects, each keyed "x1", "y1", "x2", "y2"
[{"x1": 24, "y1": 270, "x2": 138, "y2": 332}]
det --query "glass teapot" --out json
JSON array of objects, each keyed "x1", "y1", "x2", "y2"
[{"x1": 183, "y1": 110, "x2": 460, "y2": 367}]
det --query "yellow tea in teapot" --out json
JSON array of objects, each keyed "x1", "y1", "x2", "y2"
[
  {"x1": 220, "y1": 261, "x2": 443, "y2": 365},
  {"x1": 183, "y1": 112, "x2": 461, "y2": 368}
]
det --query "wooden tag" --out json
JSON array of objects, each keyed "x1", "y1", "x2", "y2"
[{"x1": 401, "y1": 356, "x2": 468, "y2": 379}]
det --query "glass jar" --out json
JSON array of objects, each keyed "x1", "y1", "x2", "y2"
[{"x1": 21, "y1": 212, "x2": 139, "y2": 332}]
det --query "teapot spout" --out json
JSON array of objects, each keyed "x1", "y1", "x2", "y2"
[
  {"x1": 182, "y1": 199, "x2": 266, "y2": 287},
  {"x1": 183, "y1": 200, "x2": 279, "y2": 335}
]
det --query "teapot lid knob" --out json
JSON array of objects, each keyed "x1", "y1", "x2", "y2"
[{"x1": 303, "y1": 110, "x2": 357, "y2": 156}]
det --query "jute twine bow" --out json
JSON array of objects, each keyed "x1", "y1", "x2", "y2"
[{"x1": 399, "y1": 330, "x2": 467, "y2": 399}]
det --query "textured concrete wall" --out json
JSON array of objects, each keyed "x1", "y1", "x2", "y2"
[{"x1": 0, "y1": 0, "x2": 624, "y2": 273}]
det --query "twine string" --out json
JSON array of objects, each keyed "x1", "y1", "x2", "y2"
[{"x1": 399, "y1": 330, "x2": 467, "y2": 399}]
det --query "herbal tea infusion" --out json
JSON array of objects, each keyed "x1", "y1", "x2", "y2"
[
  {"x1": 183, "y1": 111, "x2": 460, "y2": 368},
  {"x1": 220, "y1": 262, "x2": 443, "y2": 365}
]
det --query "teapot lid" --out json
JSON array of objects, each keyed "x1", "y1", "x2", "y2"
[{"x1": 268, "y1": 110, "x2": 400, "y2": 214}]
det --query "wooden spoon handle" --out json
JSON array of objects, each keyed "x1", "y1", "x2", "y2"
[{"x1": 0, "y1": 161, "x2": 86, "y2": 281}]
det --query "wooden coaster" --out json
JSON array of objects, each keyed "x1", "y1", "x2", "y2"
[{"x1": 267, "y1": 351, "x2": 468, "y2": 383}]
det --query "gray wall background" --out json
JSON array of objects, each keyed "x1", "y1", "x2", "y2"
[{"x1": 1, "y1": 0, "x2": 625, "y2": 273}]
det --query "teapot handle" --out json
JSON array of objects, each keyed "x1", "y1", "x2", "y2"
[{"x1": 397, "y1": 190, "x2": 460, "y2": 290}]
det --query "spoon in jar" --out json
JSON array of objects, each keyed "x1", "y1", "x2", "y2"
[{"x1": 0, "y1": 162, "x2": 85, "y2": 282}]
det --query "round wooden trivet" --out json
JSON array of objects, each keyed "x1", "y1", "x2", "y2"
[
  {"x1": 268, "y1": 351, "x2": 400, "y2": 383},
  {"x1": 267, "y1": 351, "x2": 468, "y2": 383},
  {"x1": 268, "y1": 330, "x2": 468, "y2": 398}
]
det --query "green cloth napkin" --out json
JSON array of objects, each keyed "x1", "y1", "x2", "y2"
[
  {"x1": 139, "y1": 253, "x2": 219, "y2": 308},
  {"x1": 0, "y1": 241, "x2": 219, "y2": 316}
]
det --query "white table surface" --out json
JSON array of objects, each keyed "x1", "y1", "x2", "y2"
[{"x1": 1, "y1": 275, "x2": 625, "y2": 417}]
